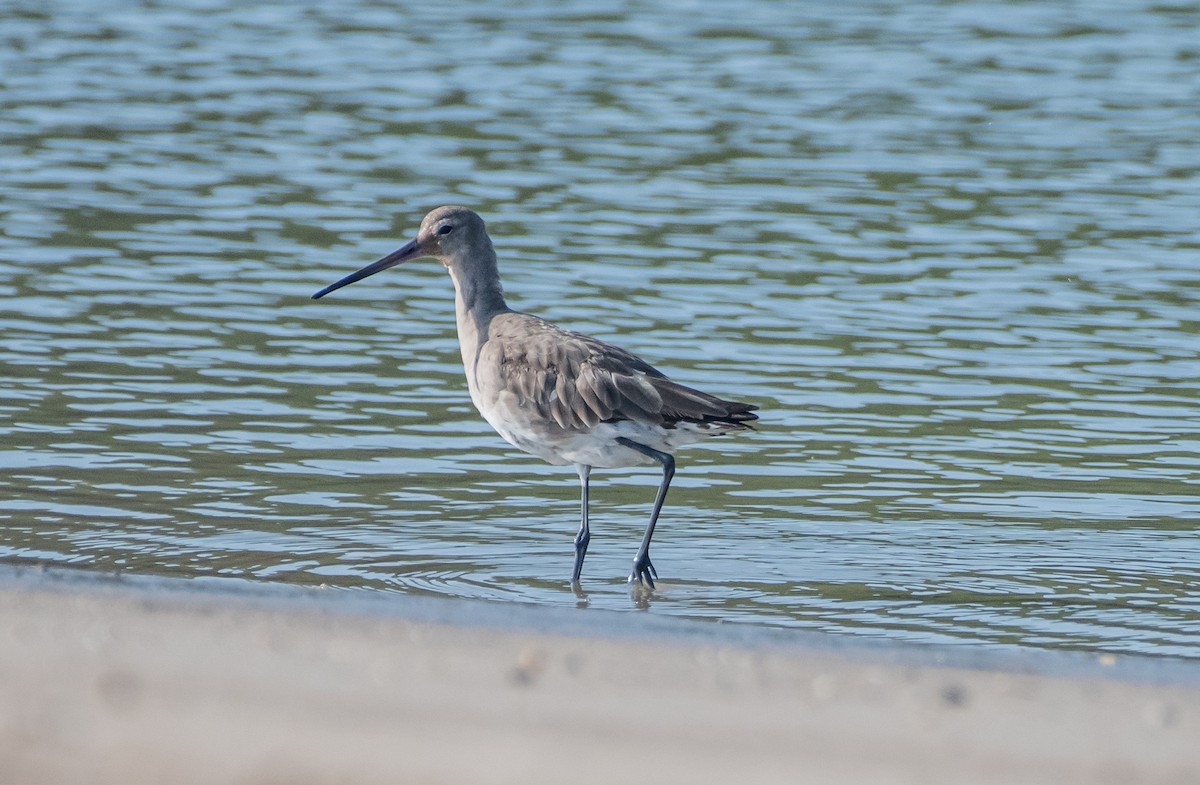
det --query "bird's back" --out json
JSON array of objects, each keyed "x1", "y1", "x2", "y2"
[{"x1": 474, "y1": 311, "x2": 757, "y2": 436}]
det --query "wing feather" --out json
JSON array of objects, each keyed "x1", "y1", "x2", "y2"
[{"x1": 484, "y1": 313, "x2": 758, "y2": 433}]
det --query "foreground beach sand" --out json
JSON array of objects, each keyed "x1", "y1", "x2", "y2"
[{"x1": 2, "y1": 564, "x2": 1197, "y2": 784}]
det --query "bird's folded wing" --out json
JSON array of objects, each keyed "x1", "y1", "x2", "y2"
[{"x1": 482, "y1": 315, "x2": 756, "y2": 432}]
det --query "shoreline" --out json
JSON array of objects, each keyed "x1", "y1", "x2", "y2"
[
  {"x1": 3, "y1": 562, "x2": 1198, "y2": 783},
  {"x1": 6, "y1": 560, "x2": 1199, "y2": 683}
]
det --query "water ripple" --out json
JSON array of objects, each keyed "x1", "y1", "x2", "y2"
[{"x1": 1, "y1": 0, "x2": 1199, "y2": 657}]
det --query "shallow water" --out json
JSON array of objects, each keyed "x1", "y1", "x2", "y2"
[{"x1": 2, "y1": 0, "x2": 1199, "y2": 658}]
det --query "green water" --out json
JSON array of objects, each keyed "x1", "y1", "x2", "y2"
[{"x1": 2, "y1": 0, "x2": 1199, "y2": 657}]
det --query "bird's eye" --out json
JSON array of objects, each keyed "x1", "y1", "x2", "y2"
[{"x1": 437, "y1": 224, "x2": 454, "y2": 236}]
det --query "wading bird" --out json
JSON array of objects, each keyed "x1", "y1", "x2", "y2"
[{"x1": 313, "y1": 206, "x2": 757, "y2": 588}]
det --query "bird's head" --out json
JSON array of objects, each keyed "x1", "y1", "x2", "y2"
[{"x1": 312, "y1": 205, "x2": 488, "y2": 299}]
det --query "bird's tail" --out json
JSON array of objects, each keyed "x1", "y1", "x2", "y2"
[{"x1": 651, "y1": 377, "x2": 760, "y2": 430}]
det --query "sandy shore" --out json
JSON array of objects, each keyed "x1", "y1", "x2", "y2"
[{"x1": 1, "y1": 564, "x2": 1197, "y2": 785}]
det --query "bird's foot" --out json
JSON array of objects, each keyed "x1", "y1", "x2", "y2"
[
  {"x1": 572, "y1": 528, "x2": 590, "y2": 584},
  {"x1": 627, "y1": 553, "x2": 658, "y2": 589}
]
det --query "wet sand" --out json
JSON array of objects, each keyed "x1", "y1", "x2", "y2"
[{"x1": 2, "y1": 564, "x2": 1197, "y2": 784}]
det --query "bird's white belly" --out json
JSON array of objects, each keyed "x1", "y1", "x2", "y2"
[{"x1": 473, "y1": 389, "x2": 706, "y2": 469}]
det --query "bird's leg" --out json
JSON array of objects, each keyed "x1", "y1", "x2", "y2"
[
  {"x1": 571, "y1": 464, "x2": 592, "y2": 585},
  {"x1": 615, "y1": 437, "x2": 675, "y2": 589}
]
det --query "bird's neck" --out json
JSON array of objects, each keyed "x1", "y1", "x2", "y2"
[
  {"x1": 447, "y1": 246, "x2": 510, "y2": 384},
  {"x1": 447, "y1": 243, "x2": 509, "y2": 321}
]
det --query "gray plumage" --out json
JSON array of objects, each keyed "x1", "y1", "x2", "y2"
[
  {"x1": 314, "y1": 205, "x2": 759, "y2": 588},
  {"x1": 482, "y1": 313, "x2": 757, "y2": 433}
]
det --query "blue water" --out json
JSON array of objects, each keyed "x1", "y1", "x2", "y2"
[{"x1": 2, "y1": 0, "x2": 1199, "y2": 658}]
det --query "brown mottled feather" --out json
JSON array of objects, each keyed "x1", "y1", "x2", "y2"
[{"x1": 481, "y1": 312, "x2": 758, "y2": 433}]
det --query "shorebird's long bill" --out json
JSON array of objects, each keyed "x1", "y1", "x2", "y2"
[{"x1": 312, "y1": 238, "x2": 421, "y2": 299}]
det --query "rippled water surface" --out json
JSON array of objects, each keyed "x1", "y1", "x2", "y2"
[{"x1": 2, "y1": 0, "x2": 1199, "y2": 658}]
